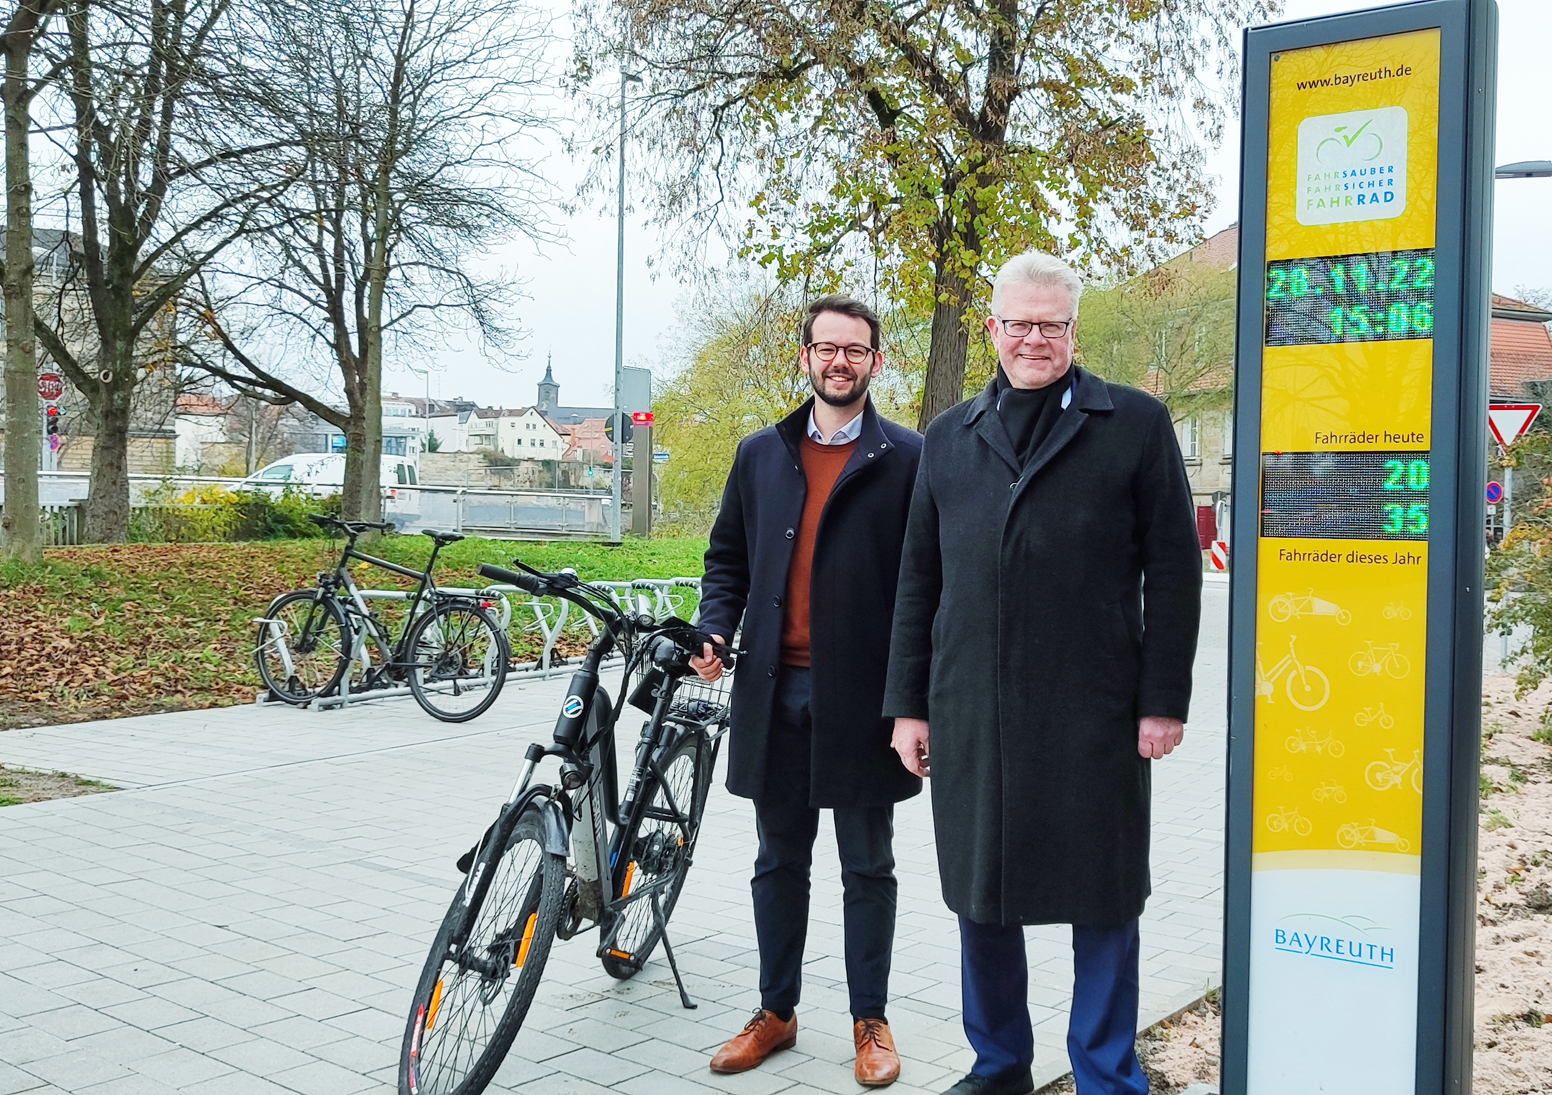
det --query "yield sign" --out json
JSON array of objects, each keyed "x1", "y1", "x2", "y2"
[{"x1": 1488, "y1": 403, "x2": 1541, "y2": 451}]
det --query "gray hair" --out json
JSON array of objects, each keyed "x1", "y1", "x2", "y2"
[{"x1": 990, "y1": 250, "x2": 1083, "y2": 319}]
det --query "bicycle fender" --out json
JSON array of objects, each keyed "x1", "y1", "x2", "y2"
[{"x1": 535, "y1": 794, "x2": 570, "y2": 857}]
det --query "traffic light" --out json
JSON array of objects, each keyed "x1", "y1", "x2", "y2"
[
  {"x1": 603, "y1": 413, "x2": 633, "y2": 444},
  {"x1": 46, "y1": 405, "x2": 60, "y2": 436}
]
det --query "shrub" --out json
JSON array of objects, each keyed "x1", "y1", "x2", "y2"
[{"x1": 128, "y1": 483, "x2": 337, "y2": 543}]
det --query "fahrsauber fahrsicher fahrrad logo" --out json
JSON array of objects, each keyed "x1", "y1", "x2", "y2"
[{"x1": 1296, "y1": 106, "x2": 1409, "y2": 226}]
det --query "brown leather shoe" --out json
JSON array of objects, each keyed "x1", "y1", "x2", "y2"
[
  {"x1": 854, "y1": 1018, "x2": 901, "y2": 1086},
  {"x1": 709, "y1": 1009, "x2": 798, "y2": 1073}
]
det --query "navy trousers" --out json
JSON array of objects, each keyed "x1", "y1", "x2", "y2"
[
  {"x1": 752, "y1": 667, "x2": 897, "y2": 1020},
  {"x1": 959, "y1": 916, "x2": 1146, "y2": 1095}
]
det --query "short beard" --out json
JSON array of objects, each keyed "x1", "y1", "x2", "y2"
[{"x1": 809, "y1": 366, "x2": 870, "y2": 408}]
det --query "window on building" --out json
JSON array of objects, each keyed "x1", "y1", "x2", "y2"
[
  {"x1": 1220, "y1": 413, "x2": 1233, "y2": 460},
  {"x1": 1178, "y1": 416, "x2": 1200, "y2": 461}
]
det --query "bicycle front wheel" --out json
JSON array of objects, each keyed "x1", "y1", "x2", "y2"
[
  {"x1": 401, "y1": 808, "x2": 565, "y2": 1095},
  {"x1": 408, "y1": 601, "x2": 510, "y2": 723},
  {"x1": 254, "y1": 590, "x2": 350, "y2": 704},
  {"x1": 601, "y1": 732, "x2": 710, "y2": 980}
]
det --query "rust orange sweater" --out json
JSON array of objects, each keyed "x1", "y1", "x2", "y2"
[{"x1": 779, "y1": 437, "x2": 857, "y2": 667}]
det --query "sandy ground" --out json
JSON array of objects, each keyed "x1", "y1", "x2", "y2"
[{"x1": 1039, "y1": 675, "x2": 1552, "y2": 1095}]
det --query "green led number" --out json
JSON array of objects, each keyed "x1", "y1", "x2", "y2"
[
  {"x1": 1389, "y1": 259, "x2": 1411, "y2": 290},
  {"x1": 1413, "y1": 301, "x2": 1433, "y2": 333},
  {"x1": 1383, "y1": 460, "x2": 1404, "y2": 490},
  {"x1": 1407, "y1": 504, "x2": 1429, "y2": 534},
  {"x1": 1382, "y1": 504, "x2": 1405, "y2": 533},
  {"x1": 1407, "y1": 460, "x2": 1429, "y2": 491},
  {"x1": 1353, "y1": 262, "x2": 1372, "y2": 293},
  {"x1": 1388, "y1": 301, "x2": 1410, "y2": 334},
  {"x1": 1414, "y1": 256, "x2": 1435, "y2": 289},
  {"x1": 1290, "y1": 266, "x2": 1310, "y2": 297},
  {"x1": 1330, "y1": 265, "x2": 1347, "y2": 295},
  {"x1": 1267, "y1": 269, "x2": 1287, "y2": 300}
]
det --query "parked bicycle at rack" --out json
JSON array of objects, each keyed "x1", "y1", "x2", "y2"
[
  {"x1": 253, "y1": 515, "x2": 510, "y2": 722},
  {"x1": 399, "y1": 558, "x2": 740, "y2": 1095}
]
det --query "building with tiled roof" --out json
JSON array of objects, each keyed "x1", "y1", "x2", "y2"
[{"x1": 1488, "y1": 293, "x2": 1552, "y2": 400}]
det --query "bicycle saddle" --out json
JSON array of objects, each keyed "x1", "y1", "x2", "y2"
[{"x1": 422, "y1": 529, "x2": 465, "y2": 544}]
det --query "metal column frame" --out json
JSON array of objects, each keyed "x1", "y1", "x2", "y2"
[{"x1": 1222, "y1": 4, "x2": 1496, "y2": 1094}]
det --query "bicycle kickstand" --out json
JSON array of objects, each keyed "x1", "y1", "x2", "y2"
[{"x1": 649, "y1": 893, "x2": 697, "y2": 1010}]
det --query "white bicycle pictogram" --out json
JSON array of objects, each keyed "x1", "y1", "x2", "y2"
[
  {"x1": 1365, "y1": 748, "x2": 1423, "y2": 794},
  {"x1": 1267, "y1": 590, "x2": 1352, "y2": 625},
  {"x1": 1286, "y1": 728, "x2": 1345, "y2": 757},
  {"x1": 1312, "y1": 781, "x2": 1348, "y2": 804},
  {"x1": 1349, "y1": 641, "x2": 1411, "y2": 679},
  {"x1": 1257, "y1": 636, "x2": 1331, "y2": 711},
  {"x1": 1383, "y1": 602, "x2": 1413, "y2": 620},
  {"x1": 1266, "y1": 806, "x2": 1314, "y2": 837},
  {"x1": 1354, "y1": 704, "x2": 1395, "y2": 729},
  {"x1": 1337, "y1": 819, "x2": 1411, "y2": 852}
]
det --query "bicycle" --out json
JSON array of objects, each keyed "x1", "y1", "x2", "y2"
[
  {"x1": 1285, "y1": 728, "x2": 1345, "y2": 757},
  {"x1": 1337, "y1": 819, "x2": 1411, "y2": 852},
  {"x1": 1312, "y1": 782, "x2": 1348, "y2": 804},
  {"x1": 1256, "y1": 636, "x2": 1331, "y2": 711},
  {"x1": 1349, "y1": 641, "x2": 1411, "y2": 679},
  {"x1": 1267, "y1": 589, "x2": 1352, "y2": 625},
  {"x1": 399, "y1": 559, "x2": 741, "y2": 1095},
  {"x1": 254, "y1": 515, "x2": 510, "y2": 722},
  {"x1": 1266, "y1": 806, "x2": 1314, "y2": 837},
  {"x1": 1354, "y1": 704, "x2": 1395, "y2": 729},
  {"x1": 1365, "y1": 748, "x2": 1423, "y2": 793}
]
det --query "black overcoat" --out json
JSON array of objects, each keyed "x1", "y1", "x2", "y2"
[
  {"x1": 699, "y1": 398, "x2": 924, "y2": 808},
  {"x1": 882, "y1": 368, "x2": 1201, "y2": 926}
]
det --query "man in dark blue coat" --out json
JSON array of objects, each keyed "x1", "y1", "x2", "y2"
[
  {"x1": 692, "y1": 295, "x2": 923, "y2": 1088},
  {"x1": 885, "y1": 251, "x2": 1202, "y2": 1095}
]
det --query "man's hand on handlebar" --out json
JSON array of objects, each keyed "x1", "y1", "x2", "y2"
[{"x1": 690, "y1": 634, "x2": 726, "y2": 682}]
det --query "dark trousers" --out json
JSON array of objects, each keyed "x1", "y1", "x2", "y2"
[
  {"x1": 960, "y1": 916, "x2": 1146, "y2": 1095},
  {"x1": 752, "y1": 666, "x2": 897, "y2": 1020}
]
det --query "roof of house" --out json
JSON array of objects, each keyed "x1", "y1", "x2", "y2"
[{"x1": 174, "y1": 393, "x2": 232, "y2": 417}]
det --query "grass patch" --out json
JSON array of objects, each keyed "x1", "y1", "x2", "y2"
[
  {"x1": 0, "y1": 535, "x2": 708, "y2": 730},
  {"x1": 1485, "y1": 808, "x2": 1515, "y2": 831},
  {"x1": 0, "y1": 764, "x2": 118, "y2": 805}
]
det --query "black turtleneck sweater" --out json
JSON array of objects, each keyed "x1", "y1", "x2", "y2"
[{"x1": 995, "y1": 365, "x2": 1072, "y2": 463}]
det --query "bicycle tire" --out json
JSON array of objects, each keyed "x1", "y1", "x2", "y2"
[
  {"x1": 254, "y1": 590, "x2": 350, "y2": 704},
  {"x1": 601, "y1": 732, "x2": 710, "y2": 980},
  {"x1": 400, "y1": 807, "x2": 565, "y2": 1095},
  {"x1": 407, "y1": 601, "x2": 511, "y2": 723}
]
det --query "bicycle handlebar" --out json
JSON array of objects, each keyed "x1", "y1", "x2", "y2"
[
  {"x1": 309, "y1": 514, "x2": 395, "y2": 535},
  {"x1": 477, "y1": 563, "x2": 545, "y2": 595}
]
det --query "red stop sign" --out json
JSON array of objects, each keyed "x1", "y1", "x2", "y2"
[{"x1": 37, "y1": 373, "x2": 63, "y2": 402}]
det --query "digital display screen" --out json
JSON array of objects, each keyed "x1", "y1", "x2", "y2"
[
  {"x1": 1264, "y1": 248, "x2": 1435, "y2": 346},
  {"x1": 1261, "y1": 451, "x2": 1430, "y2": 540}
]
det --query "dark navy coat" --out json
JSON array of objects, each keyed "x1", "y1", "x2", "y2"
[
  {"x1": 699, "y1": 397, "x2": 924, "y2": 808},
  {"x1": 883, "y1": 368, "x2": 1202, "y2": 926}
]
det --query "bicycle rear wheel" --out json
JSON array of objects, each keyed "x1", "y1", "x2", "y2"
[
  {"x1": 601, "y1": 732, "x2": 710, "y2": 980},
  {"x1": 401, "y1": 808, "x2": 565, "y2": 1095},
  {"x1": 254, "y1": 590, "x2": 350, "y2": 704},
  {"x1": 407, "y1": 601, "x2": 510, "y2": 723}
]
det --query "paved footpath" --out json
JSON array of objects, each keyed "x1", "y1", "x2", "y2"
[{"x1": 0, "y1": 584, "x2": 1228, "y2": 1095}]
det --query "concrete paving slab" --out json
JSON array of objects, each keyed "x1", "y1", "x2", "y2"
[{"x1": 0, "y1": 588, "x2": 1229, "y2": 1094}]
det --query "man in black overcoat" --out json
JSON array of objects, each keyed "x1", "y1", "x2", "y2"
[
  {"x1": 691, "y1": 296, "x2": 923, "y2": 1088},
  {"x1": 883, "y1": 252, "x2": 1202, "y2": 1095}
]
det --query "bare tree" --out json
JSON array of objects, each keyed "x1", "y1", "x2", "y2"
[
  {"x1": 28, "y1": 0, "x2": 293, "y2": 541},
  {"x1": 189, "y1": 0, "x2": 556, "y2": 525},
  {"x1": 0, "y1": 0, "x2": 61, "y2": 561}
]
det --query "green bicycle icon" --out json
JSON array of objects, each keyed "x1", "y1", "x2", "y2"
[{"x1": 1317, "y1": 118, "x2": 1384, "y2": 163}]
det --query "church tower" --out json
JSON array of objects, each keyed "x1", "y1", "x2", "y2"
[{"x1": 537, "y1": 352, "x2": 559, "y2": 413}]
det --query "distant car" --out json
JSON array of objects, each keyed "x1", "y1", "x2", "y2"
[{"x1": 238, "y1": 454, "x2": 419, "y2": 499}]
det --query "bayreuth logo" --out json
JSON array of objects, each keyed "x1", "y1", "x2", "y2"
[{"x1": 1296, "y1": 106, "x2": 1408, "y2": 226}]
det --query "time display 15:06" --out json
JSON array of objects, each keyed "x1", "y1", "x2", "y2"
[{"x1": 1264, "y1": 248, "x2": 1435, "y2": 347}]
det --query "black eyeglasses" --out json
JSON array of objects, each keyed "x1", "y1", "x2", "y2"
[
  {"x1": 995, "y1": 317, "x2": 1074, "y2": 338},
  {"x1": 806, "y1": 342, "x2": 877, "y2": 365}
]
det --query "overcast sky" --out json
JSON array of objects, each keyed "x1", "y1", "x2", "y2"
[{"x1": 395, "y1": 0, "x2": 1552, "y2": 412}]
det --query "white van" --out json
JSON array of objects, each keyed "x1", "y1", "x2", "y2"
[{"x1": 239, "y1": 454, "x2": 419, "y2": 498}]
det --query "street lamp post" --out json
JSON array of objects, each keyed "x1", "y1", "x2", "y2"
[
  {"x1": 1490, "y1": 161, "x2": 1550, "y2": 526},
  {"x1": 611, "y1": 69, "x2": 642, "y2": 543}
]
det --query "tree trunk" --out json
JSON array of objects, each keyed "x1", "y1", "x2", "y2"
[
  {"x1": 918, "y1": 261, "x2": 973, "y2": 430},
  {"x1": 0, "y1": 1, "x2": 46, "y2": 562},
  {"x1": 83, "y1": 377, "x2": 130, "y2": 542}
]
